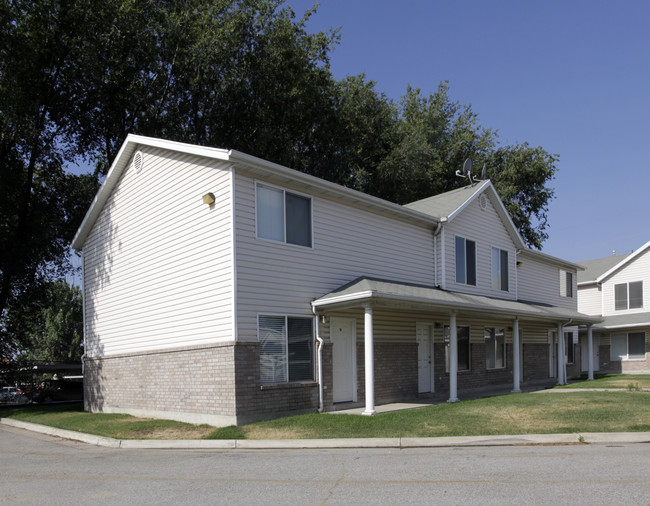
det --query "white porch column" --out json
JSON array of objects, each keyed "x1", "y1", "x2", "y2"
[
  {"x1": 362, "y1": 304, "x2": 376, "y2": 416},
  {"x1": 587, "y1": 324, "x2": 594, "y2": 381},
  {"x1": 512, "y1": 318, "x2": 521, "y2": 393},
  {"x1": 448, "y1": 313, "x2": 459, "y2": 403},
  {"x1": 557, "y1": 323, "x2": 565, "y2": 385}
]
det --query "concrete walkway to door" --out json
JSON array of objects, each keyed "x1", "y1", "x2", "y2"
[{"x1": 328, "y1": 379, "x2": 558, "y2": 415}]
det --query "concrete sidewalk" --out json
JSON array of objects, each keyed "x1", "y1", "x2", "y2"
[{"x1": 2, "y1": 417, "x2": 649, "y2": 450}]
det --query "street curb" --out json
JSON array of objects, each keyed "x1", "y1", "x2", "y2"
[{"x1": 2, "y1": 418, "x2": 649, "y2": 449}]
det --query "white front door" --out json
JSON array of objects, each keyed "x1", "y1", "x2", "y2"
[
  {"x1": 581, "y1": 335, "x2": 600, "y2": 372},
  {"x1": 417, "y1": 323, "x2": 434, "y2": 393},
  {"x1": 331, "y1": 317, "x2": 356, "y2": 403}
]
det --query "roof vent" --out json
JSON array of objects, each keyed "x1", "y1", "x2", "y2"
[
  {"x1": 132, "y1": 151, "x2": 144, "y2": 174},
  {"x1": 479, "y1": 194, "x2": 488, "y2": 210}
]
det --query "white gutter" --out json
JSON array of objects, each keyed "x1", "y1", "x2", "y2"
[
  {"x1": 80, "y1": 250, "x2": 87, "y2": 374},
  {"x1": 312, "y1": 306, "x2": 324, "y2": 413}
]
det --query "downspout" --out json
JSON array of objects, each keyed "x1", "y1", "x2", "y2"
[
  {"x1": 433, "y1": 222, "x2": 442, "y2": 287},
  {"x1": 515, "y1": 249, "x2": 521, "y2": 300},
  {"x1": 440, "y1": 225, "x2": 447, "y2": 290},
  {"x1": 312, "y1": 305, "x2": 324, "y2": 413}
]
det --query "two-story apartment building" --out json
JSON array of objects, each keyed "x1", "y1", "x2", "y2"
[
  {"x1": 577, "y1": 243, "x2": 650, "y2": 375},
  {"x1": 72, "y1": 135, "x2": 600, "y2": 426}
]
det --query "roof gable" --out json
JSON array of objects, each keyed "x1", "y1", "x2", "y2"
[
  {"x1": 593, "y1": 240, "x2": 650, "y2": 284},
  {"x1": 405, "y1": 180, "x2": 526, "y2": 250}
]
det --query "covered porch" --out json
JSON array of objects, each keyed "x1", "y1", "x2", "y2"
[{"x1": 312, "y1": 277, "x2": 602, "y2": 416}]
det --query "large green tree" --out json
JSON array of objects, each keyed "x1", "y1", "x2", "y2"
[{"x1": 1, "y1": 0, "x2": 558, "y2": 359}]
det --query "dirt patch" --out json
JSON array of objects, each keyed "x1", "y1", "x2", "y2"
[
  {"x1": 129, "y1": 426, "x2": 215, "y2": 439},
  {"x1": 244, "y1": 426, "x2": 315, "y2": 440}
]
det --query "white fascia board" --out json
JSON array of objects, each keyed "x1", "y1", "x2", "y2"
[
  {"x1": 595, "y1": 239, "x2": 650, "y2": 283},
  {"x1": 311, "y1": 291, "x2": 376, "y2": 310},
  {"x1": 596, "y1": 322, "x2": 650, "y2": 330}
]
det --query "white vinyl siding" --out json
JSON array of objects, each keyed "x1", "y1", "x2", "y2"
[
  {"x1": 234, "y1": 172, "x2": 435, "y2": 340},
  {"x1": 518, "y1": 257, "x2": 577, "y2": 310},
  {"x1": 82, "y1": 147, "x2": 234, "y2": 357},
  {"x1": 600, "y1": 248, "x2": 650, "y2": 316},
  {"x1": 444, "y1": 193, "x2": 516, "y2": 298},
  {"x1": 577, "y1": 285, "x2": 602, "y2": 315}
]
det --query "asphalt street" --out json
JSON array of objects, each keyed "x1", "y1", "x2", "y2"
[{"x1": 2, "y1": 424, "x2": 649, "y2": 505}]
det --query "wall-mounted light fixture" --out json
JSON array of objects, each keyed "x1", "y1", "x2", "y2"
[
  {"x1": 320, "y1": 315, "x2": 328, "y2": 325},
  {"x1": 202, "y1": 192, "x2": 215, "y2": 205}
]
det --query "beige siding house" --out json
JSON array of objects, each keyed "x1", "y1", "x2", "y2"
[
  {"x1": 577, "y1": 242, "x2": 650, "y2": 374},
  {"x1": 72, "y1": 135, "x2": 599, "y2": 425}
]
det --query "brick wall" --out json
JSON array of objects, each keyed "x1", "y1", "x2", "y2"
[
  {"x1": 598, "y1": 342, "x2": 650, "y2": 373},
  {"x1": 355, "y1": 341, "x2": 418, "y2": 404},
  {"x1": 84, "y1": 343, "x2": 238, "y2": 419}
]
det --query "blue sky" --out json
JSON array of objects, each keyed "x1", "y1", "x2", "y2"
[{"x1": 287, "y1": 0, "x2": 650, "y2": 262}]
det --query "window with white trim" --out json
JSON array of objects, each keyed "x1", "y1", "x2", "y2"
[
  {"x1": 560, "y1": 270, "x2": 574, "y2": 297},
  {"x1": 455, "y1": 236, "x2": 476, "y2": 286},
  {"x1": 485, "y1": 327, "x2": 505, "y2": 369},
  {"x1": 614, "y1": 281, "x2": 643, "y2": 311},
  {"x1": 491, "y1": 247, "x2": 509, "y2": 291},
  {"x1": 611, "y1": 332, "x2": 646, "y2": 361},
  {"x1": 258, "y1": 315, "x2": 314, "y2": 384},
  {"x1": 256, "y1": 183, "x2": 312, "y2": 247},
  {"x1": 444, "y1": 325, "x2": 471, "y2": 371}
]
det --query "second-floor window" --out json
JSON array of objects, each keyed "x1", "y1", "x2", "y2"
[
  {"x1": 256, "y1": 183, "x2": 312, "y2": 247},
  {"x1": 491, "y1": 247, "x2": 509, "y2": 291},
  {"x1": 560, "y1": 270, "x2": 574, "y2": 297},
  {"x1": 614, "y1": 281, "x2": 643, "y2": 311},
  {"x1": 455, "y1": 236, "x2": 476, "y2": 286}
]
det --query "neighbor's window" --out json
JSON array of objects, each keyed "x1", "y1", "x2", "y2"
[
  {"x1": 455, "y1": 236, "x2": 476, "y2": 286},
  {"x1": 611, "y1": 332, "x2": 646, "y2": 361},
  {"x1": 491, "y1": 247, "x2": 509, "y2": 291},
  {"x1": 485, "y1": 327, "x2": 505, "y2": 369},
  {"x1": 258, "y1": 315, "x2": 314, "y2": 384},
  {"x1": 256, "y1": 183, "x2": 312, "y2": 247},
  {"x1": 614, "y1": 281, "x2": 643, "y2": 311},
  {"x1": 444, "y1": 325, "x2": 471, "y2": 372}
]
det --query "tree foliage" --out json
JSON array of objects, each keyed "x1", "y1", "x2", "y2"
[{"x1": 0, "y1": 0, "x2": 558, "y2": 359}]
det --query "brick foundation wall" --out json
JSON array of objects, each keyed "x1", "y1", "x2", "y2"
[
  {"x1": 233, "y1": 341, "x2": 319, "y2": 424},
  {"x1": 84, "y1": 341, "x2": 320, "y2": 426},
  {"x1": 84, "y1": 343, "x2": 238, "y2": 422},
  {"x1": 355, "y1": 341, "x2": 418, "y2": 404},
  {"x1": 598, "y1": 343, "x2": 650, "y2": 374}
]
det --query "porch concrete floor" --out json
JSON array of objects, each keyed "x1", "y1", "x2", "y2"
[{"x1": 329, "y1": 380, "x2": 558, "y2": 415}]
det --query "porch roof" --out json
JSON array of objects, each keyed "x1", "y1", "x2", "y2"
[
  {"x1": 590, "y1": 311, "x2": 650, "y2": 331},
  {"x1": 312, "y1": 277, "x2": 602, "y2": 326}
]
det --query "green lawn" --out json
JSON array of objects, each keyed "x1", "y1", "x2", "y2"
[
  {"x1": 2, "y1": 376, "x2": 649, "y2": 441},
  {"x1": 556, "y1": 373, "x2": 650, "y2": 390}
]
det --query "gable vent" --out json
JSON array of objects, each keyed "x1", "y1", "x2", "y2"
[
  {"x1": 132, "y1": 151, "x2": 144, "y2": 173},
  {"x1": 479, "y1": 194, "x2": 487, "y2": 210}
]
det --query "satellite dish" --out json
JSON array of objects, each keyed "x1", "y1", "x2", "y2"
[
  {"x1": 463, "y1": 158, "x2": 473, "y2": 177},
  {"x1": 455, "y1": 158, "x2": 475, "y2": 184}
]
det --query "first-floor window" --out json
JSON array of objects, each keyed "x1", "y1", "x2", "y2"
[
  {"x1": 258, "y1": 315, "x2": 314, "y2": 384},
  {"x1": 611, "y1": 332, "x2": 646, "y2": 361},
  {"x1": 485, "y1": 327, "x2": 505, "y2": 369},
  {"x1": 444, "y1": 325, "x2": 471, "y2": 372}
]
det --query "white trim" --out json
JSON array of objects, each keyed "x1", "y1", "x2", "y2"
[
  {"x1": 230, "y1": 167, "x2": 238, "y2": 341},
  {"x1": 596, "y1": 240, "x2": 650, "y2": 283},
  {"x1": 441, "y1": 226, "x2": 447, "y2": 290}
]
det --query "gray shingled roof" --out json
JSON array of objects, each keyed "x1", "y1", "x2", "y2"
[
  {"x1": 312, "y1": 277, "x2": 600, "y2": 325},
  {"x1": 577, "y1": 253, "x2": 630, "y2": 284},
  {"x1": 593, "y1": 312, "x2": 650, "y2": 330},
  {"x1": 404, "y1": 180, "x2": 490, "y2": 219}
]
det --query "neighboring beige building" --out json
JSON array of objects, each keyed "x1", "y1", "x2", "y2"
[
  {"x1": 577, "y1": 242, "x2": 650, "y2": 374},
  {"x1": 72, "y1": 135, "x2": 599, "y2": 426}
]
